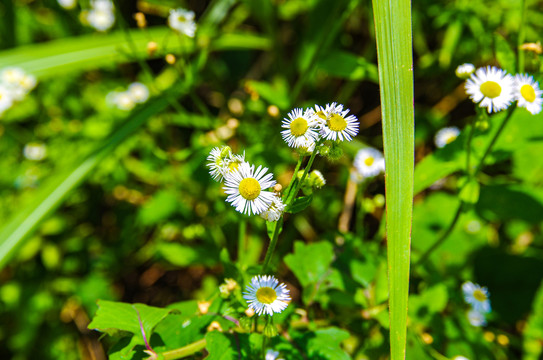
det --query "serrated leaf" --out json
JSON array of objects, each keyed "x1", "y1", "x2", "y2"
[
  {"x1": 286, "y1": 195, "x2": 313, "y2": 214},
  {"x1": 205, "y1": 331, "x2": 236, "y2": 360},
  {"x1": 284, "y1": 241, "x2": 334, "y2": 287}
]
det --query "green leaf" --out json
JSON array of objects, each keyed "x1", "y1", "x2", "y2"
[
  {"x1": 372, "y1": 0, "x2": 414, "y2": 358},
  {"x1": 156, "y1": 242, "x2": 220, "y2": 267},
  {"x1": 523, "y1": 281, "x2": 543, "y2": 360},
  {"x1": 205, "y1": 331, "x2": 236, "y2": 360},
  {"x1": 286, "y1": 194, "x2": 313, "y2": 214},
  {"x1": 438, "y1": 20, "x2": 463, "y2": 68},
  {"x1": 458, "y1": 179, "x2": 480, "y2": 205},
  {"x1": 306, "y1": 327, "x2": 350, "y2": 360},
  {"x1": 317, "y1": 51, "x2": 379, "y2": 82},
  {"x1": 0, "y1": 97, "x2": 171, "y2": 270},
  {"x1": 210, "y1": 32, "x2": 272, "y2": 51},
  {"x1": 138, "y1": 190, "x2": 179, "y2": 226},
  {"x1": 245, "y1": 78, "x2": 290, "y2": 110},
  {"x1": 284, "y1": 241, "x2": 334, "y2": 287},
  {"x1": 88, "y1": 300, "x2": 175, "y2": 343}
]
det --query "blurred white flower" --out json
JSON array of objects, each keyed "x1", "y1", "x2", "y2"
[
  {"x1": 0, "y1": 67, "x2": 37, "y2": 101},
  {"x1": 434, "y1": 126, "x2": 460, "y2": 148},
  {"x1": 462, "y1": 281, "x2": 491, "y2": 314},
  {"x1": 128, "y1": 82, "x2": 150, "y2": 103},
  {"x1": 353, "y1": 147, "x2": 385, "y2": 179},
  {"x1": 23, "y1": 143, "x2": 47, "y2": 161},
  {"x1": 58, "y1": 0, "x2": 77, "y2": 9},
  {"x1": 168, "y1": 8, "x2": 197, "y2": 37},
  {"x1": 86, "y1": 0, "x2": 115, "y2": 31},
  {"x1": 514, "y1": 74, "x2": 543, "y2": 115},
  {"x1": 455, "y1": 63, "x2": 475, "y2": 79},
  {"x1": 467, "y1": 309, "x2": 487, "y2": 327},
  {"x1": 0, "y1": 84, "x2": 14, "y2": 116}
]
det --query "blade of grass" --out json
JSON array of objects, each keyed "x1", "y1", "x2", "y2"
[
  {"x1": 372, "y1": 0, "x2": 414, "y2": 358},
  {"x1": 0, "y1": 95, "x2": 172, "y2": 269}
]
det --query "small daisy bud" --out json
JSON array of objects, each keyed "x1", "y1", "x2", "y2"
[
  {"x1": 327, "y1": 144, "x2": 344, "y2": 161},
  {"x1": 197, "y1": 301, "x2": 211, "y2": 315},
  {"x1": 219, "y1": 284, "x2": 230, "y2": 298},
  {"x1": 267, "y1": 105, "x2": 279, "y2": 117},
  {"x1": 219, "y1": 145, "x2": 232, "y2": 159},
  {"x1": 273, "y1": 184, "x2": 282, "y2": 192},
  {"x1": 455, "y1": 63, "x2": 475, "y2": 79},
  {"x1": 133, "y1": 12, "x2": 146, "y2": 28},
  {"x1": 263, "y1": 322, "x2": 278, "y2": 338},
  {"x1": 309, "y1": 170, "x2": 326, "y2": 189},
  {"x1": 475, "y1": 119, "x2": 489, "y2": 131},
  {"x1": 147, "y1": 41, "x2": 158, "y2": 56},
  {"x1": 373, "y1": 194, "x2": 385, "y2": 207},
  {"x1": 239, "y1": 316, "x2": 252, "y2": 331},
  {"x1": 225, "y1": 278, "x2": 238, "y2": 291},
  {"x1": 165, "y1": 54, "x2": 176, "y2": 64},
  {"x1": 207, "y1": 321, "x2": 223, "y2": 332},
  {"x1": 245, "y1": 307, "x2": 255, "y2": 317},
  {"x1": 421, "y1": 332, "x2": 433, "y2": 344},
  {"x1": 519, "y1": 42, "x2": 542, "y2": 54}
]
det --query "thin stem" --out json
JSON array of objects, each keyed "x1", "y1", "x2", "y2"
[
  {"x1": 288, "y1": 144, "x2": 320, "y2": 204},
  {"x1": 283, "y1": 155, "x2": 304, "y2": 200},
  {"x1": 414, "y1": 201, "x2": 464, "y2": 268},
  {"x1": 238, "y1": 218, "x2": 247, "y2": 265},
  {"x1": 162, "y1": 338, "x2": 207, "y2": 360},
  {"x1": 517, "y1": 0, "x2": 529, "y2": 74},
  {"x1": 261, "y1": 218, "x2": 283, "y2": 273},
  {"x1": 474, "y1": 104, "x2": 516, "y2": 176}
]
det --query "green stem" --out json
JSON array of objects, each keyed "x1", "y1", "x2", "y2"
[
  {"x1": 517, "y1": 0, "x2": 528, "y2": 73},
  {"x1": 283, "y1": 155, "x2": 304, "y2": 200},
  {"x1": 238, "y1": 218, "x2": 247, "y2": 265},
  {"x1": 261, "y1": 218, "x2": 283, "y2": 273},
  {"x1": 288, "y1": 144, "x2": 319, "y2": 204},
  {"x1": 414, "y1": 201, "x2": 463, "y2": 268},
  {"x1": 162, "y1": 338, "x2": 207, "y2": 360},
  {"x1": 474, "y1": 104, "x2": 516, "y2": 176}
]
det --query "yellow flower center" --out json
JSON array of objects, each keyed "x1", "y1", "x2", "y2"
[
  {"x1": 316, "y1": 110, "x2": 327, "y2": 120},
  {"x1": 521, "y1": 84, "x2": 536, "y2": 103},
  {"x1": 364, "y1": 156, "x2": 374, "y2": 166},
  {"x1": 473, "y1": 289, "x2": 487, "y2": 302},
  {"x1": 227, "y1": 161, "x2": 240, "y2": 172},
  {"x1": 480, "y1": 81, "x2": 502, "y2": 99},
  {"x1": 328, "y1": 113, "x2": 347, "y2": 132},
  {"x1": 239, "y1": 178, "x2": 261, "y2": 200},
  {"x1": 445, "y1": 134, "x2": 457, "y2": 144},
  {"x1": 290, "y1": 117, "x2": 308, "y2": 137},
  {"x1": 256, "y1": 287, "x2": 277, "y2": 304},
  {"x1": 177, "y1": 15, "x2": 187, "y2": 23}
]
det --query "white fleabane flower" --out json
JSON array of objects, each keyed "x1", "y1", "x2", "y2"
[
  {"x1": 113, "y1": 91, "x2": 136, "y2": 111},
  {"x1": 465, "y1": 66, "x2": 514, "y2": 113},
  {"x1": 243, "y1": 275, "x2": 291, "y2": 316},
  {"x1": 23, "y1": 143, "x2": 47, "y2": 161},
  {"x1": 168, "y1": 8, "x2": 197, "y2": 37},
  {"x1": 354, "y1": 147, "x2": 385, "y2": 178},
  {"x1": 467, "y1": 309, "x2": 487, "y2": 327},
  {"x1": 58, "y1": 0, "x2": 77, "y2": 9},
  {"x1": 0, "y1": 85, "x2": 14, "y2": 116},
  {"x1": 128, "y1": 82, "x2": 150, "y2": 103},
  {"x1": 455, "y1": 63, "x2": 475, "y2": 79},
  {"x1": 265, "y1": 349, "x2": 284, "y2": 360},
  {"x1": 462, "y1": 281, "x2": 491, "y2": 314},
  {"x1": 318, "y1": 102, "x2": 359, "y2": 142},
  {"x1": 259, "y1": 195, "x2": 285, "y2": 222},
  {"x1": 281, "y1": 107, "x2": 319, "y2": 148},
  {"x1": 434, "y1": 126, "x2": 460, "y2": 148},
  {"x1": 514, "y1": 74, "x2": 543, "y2": 115},
  {"x1": 207, "y1": 146, "x2": 231, "y2": 182},
  {"x1": 0, "y1": 67, "x2": 37, "y2": 101},
  {"x1": 87, "y1": 1, "x2": 115, "y2": 31},
  {"x1": 223, "y1": 162, "x2": 276, "y2": 215}
]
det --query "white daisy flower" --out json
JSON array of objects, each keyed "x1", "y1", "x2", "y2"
[
  {"x1": 281, "y1": 108, "x2": 319, "y2": 148},
  {"x1": 434, "y1": 126, "x2": 460, "y2": 148},
  {"x1": 462, "y1": 281, "x2": 491, "y2": 314},
  {"x1": 0, "y1": 67, "x2": 37, "y2": 101},
  {"x1": 87, "y1": 1, "x2": 115, "y2": 31},
  {"x1": 243, "y1": 275, "x2": 291, "y2": 316},
  {"x1": 111, "y1": 91, "x2": 136, "y2": 111},
  {"x1": 0, "y1": 85, "x2": 14, "y2": 116},
  {"x1": 206, "y1": 146, "x2": 231, "y2": 182},
  {"x1": 223, "y1": 162, "x2": 276, "y2": 215},
  {"x1": 58, "y1": 0, "x2": 77, "y2": 9},
  {"x1": 514, "y1": 74, "x2": 543, "y2": 115},
  {"x1": 168, "y1": 8, "x2": 197, "y2": 38},
  {"x1": 259, "y1": 195, "x2": 285, "y2": 222},
  {"x1": 265, "y1": 349, "x2": 284, "y2": 360},
  {"x1": 353, "y1": 147, "x2": 385, "y2": 178},
  {"x1": 467, "y1": 309, "x2": 487, "y2": 327},
  {"x1": 465, "y1": 66, "x2": 515, "y2": 113},
  {"x1": 455, "y1": 63, "x2": 475, "y2": 79},
  {"x1": 318, "y1": 102, "x2": 359, "y2": 141},
  {"x1": 23, "y1": 142, "x2": 47, "y2": 161},
  {"x1": 128, "y1": 82, "x2": 150, "y2": 103}
]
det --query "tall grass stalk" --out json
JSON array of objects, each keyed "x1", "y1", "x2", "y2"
[{"x1": 371, "y1": 0, "x2": 414, "y2": 358}]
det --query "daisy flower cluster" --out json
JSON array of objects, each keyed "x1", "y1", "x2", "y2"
[
  {"x1": 206, "y1": 146, "x2": 285, "y2": 220},
  {"x1": 243, "y1": 275, "x2": 291, "y2": 316},
  {"x1": 281, "y1": 102, "x2": 360, "y2": 152},
  {"x1": 0, "y1": 67, "x2": 38, "y2": 117},
  {"x1": 86, "y1": 0, "x2": 115, "y2": 32},
  {"x1": 462, "y1": 64, "x2": 543, "y2": 115},
  {"x1": 168, "y1": 8, "x2": 197, "y2": 37},
  {"x1": 462, "y1": 281, "x2": 491, "y2": 326},
  {"x1": 106, "y1": 82, "x2": 150, "y2": 111},
  {"x1": 351, "y1": 147, "x2": 385, "y2": 183}
]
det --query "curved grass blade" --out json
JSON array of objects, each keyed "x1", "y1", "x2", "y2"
[
  {"x1": 371, "y1": 0, "x2": 414, "y2": 358},
  {"x1": 0, "y1": 96, "x2": 171, "y2": 269}
]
